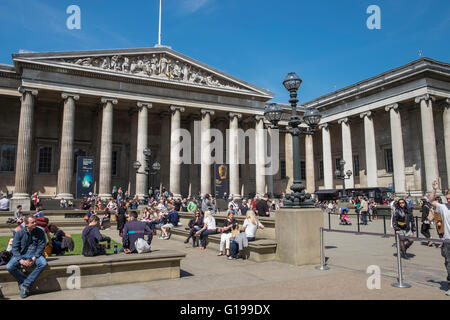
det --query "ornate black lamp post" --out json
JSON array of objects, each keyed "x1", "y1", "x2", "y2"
[
  {"x1": 264, "y1": 73, "x2": 322, "y2": 208},
  {"x1": 334, "y1": 159, "x2": 352, "y2": 202},
  {"x1": 133, "y1": 147, "x2": 161, "y2": 200}
]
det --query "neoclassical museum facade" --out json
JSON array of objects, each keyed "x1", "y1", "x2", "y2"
[{"x1": 0, "y1": 47, "x2": 449, "y2": 209}]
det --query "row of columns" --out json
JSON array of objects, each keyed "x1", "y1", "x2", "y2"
[
  {"x1": 12, "y1": 86, "x2": 269, "y2": 201},
  {"x1": 312, "y1": 94, "x2": 446, "y2": 194}
]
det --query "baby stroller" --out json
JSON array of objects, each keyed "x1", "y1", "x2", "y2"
[{"x1": 339, "y1": 208, "x2": 352, "y2": 225}]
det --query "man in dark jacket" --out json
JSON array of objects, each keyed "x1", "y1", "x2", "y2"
[
  {"x1": 82, "y1": 215, "x2": 111, "y2": 257},
  {"x1": 255, "y1": 194, "x2": 270, "y2": 217},
  {"x1": 6, "y1": 215, "x2": 47, "y2": 298},
  {"x1": 122, "y1": 211, "x2": 152, "y2": 253}
]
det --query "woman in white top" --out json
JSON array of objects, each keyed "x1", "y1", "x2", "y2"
[
  {"x1": 195, "y1": 210, "x2": 217, "y2": 250},
  {"x1": 230, "y1": 210, "x2": 264, "y2": 259}
]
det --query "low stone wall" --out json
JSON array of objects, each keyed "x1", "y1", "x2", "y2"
[
  {"x1": 178, "y1": 213, "x2": 276, "y2": 240},
  {"x1": 0, "y1": 250, "x2": 185, "y2": 297}
]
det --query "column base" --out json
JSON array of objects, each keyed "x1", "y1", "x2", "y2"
[
  {"x1": 11, "y1": 194, "x2": 31, "y2": 212},
  {"x1": 55, "y1": 193, "x2": 74, "y2": 200},
  {"x1": 98, "y1": 193, "x2": 113, "y2": 200},
  {"x1": 171, "y1": 194, "x2": 182, "y2": 200}
]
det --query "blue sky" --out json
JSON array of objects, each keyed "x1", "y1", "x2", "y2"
[{"x1": 0, "y1": 0, "x2": 449, "y2": 103}]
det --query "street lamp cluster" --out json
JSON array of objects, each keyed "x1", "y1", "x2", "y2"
[
  {"x1": 335, "y1": 159, "x2": 352, "y2": 202},
  {"x1": 133, "y1": 147, "x2": 161, "y2": 200},
  {"x1": 264, "y1": 72, "x2": 322, "y2": 208}
]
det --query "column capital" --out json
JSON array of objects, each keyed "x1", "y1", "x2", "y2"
[
  {"x1": 137, "y1": 101, "x2": 152, "y2": 111},
  {"x1": 101, "y1": 97, "x2": 118, "y2": 105},
  {"x1": 18, "y1": 86, "x2": 38, "y2": 96},
  {"x1": 360, "y1": 111, "x2": 374, "y2": 119},
  {"x1": 170, "y1": 105, "x2": 185, "y2": 113},
  {"x1": 318, "y1": 123, "x2": 329, "y2": 130},
  {"x1": 61, "y1": 92, "x2": 80, "y2": 101},
  {"x1": 337, "y1": 117, "x2": 349, "y2": 125},
  {"x1": 446, "y1": 98, "x2": 450, "y2": 106},
  {"x1": 385, "y1": 103, "x2": 399, "y2": 112},
  {"x1": 228, "y1": 112, "x2": 242, "y2": 120},
  {"x1": 415, "y1": 94, "x2": 436, "y2": 104},
  {"x1": 255, "y1": 115, "x2": 265, "y2": 122},
  {"x1": 200, "y1": 109, "x2": 215, "y2": 116}
]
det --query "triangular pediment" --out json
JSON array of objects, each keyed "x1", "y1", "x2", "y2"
[{"x1": 13, "y1": 48, "x2": 273, "y2": 98}]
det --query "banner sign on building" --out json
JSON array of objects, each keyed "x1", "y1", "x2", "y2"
[
  {"x1": 76, "y1": 156, "x2": 95, "y2": 199},
  {"x1": 214, "y1": 164, "x2": 229, "y2": 199}
]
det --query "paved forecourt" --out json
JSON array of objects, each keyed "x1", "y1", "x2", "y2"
[{"x1": 3, "y1": 215, "x2": 449, "y2": 300}]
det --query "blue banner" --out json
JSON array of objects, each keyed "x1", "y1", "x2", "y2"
[{"x1": 76, "y1": 156, "x2": 95, "y2": 199}]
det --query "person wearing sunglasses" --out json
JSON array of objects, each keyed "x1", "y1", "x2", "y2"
[{"x1": 392, "y1": 198, "x2": 416, "y2": 259}]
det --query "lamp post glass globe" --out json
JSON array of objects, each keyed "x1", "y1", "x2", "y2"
[
  {"x1": 133, "y1": 161, "x2": 142, "y2": 170},
  {"x1": 283, "y1": 72, "x2": 302, "y2": 92},
  {"x1": 152, "y1": 161, "x2": 161, "y2": 171},
  {"x1": 143, "y1": 148, "x2": 152, "y2": 157},
  {"x1": 335, "y1": 169, "x2": 341, "y2": 178},
  {"x1": 346, "y1": 170, "x2": 353, "y2": 177},
  {"x1": 302, "y1": 107, "x2": 322, "y2": 128},
  {"x1": 264, "y1": 103, "x2": 283, "y2": 127},
  {"x1": 340, "y1": 159, "x2": 346, "y2": 167}
]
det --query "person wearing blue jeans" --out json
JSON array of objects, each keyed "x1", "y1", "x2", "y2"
[
  {"x1": 199, "y1": 229, "x2": 218, "y2": 248},
  {"x1": 231, "y1": 237, "x2": 255, "y2": 258},
  {"x1": 6, "y1": 215, "x2": 47, "y2": 299}
]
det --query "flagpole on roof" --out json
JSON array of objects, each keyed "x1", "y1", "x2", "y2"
[{"x1": 158, "y1": 0, "x2": 162, "y2": 46}]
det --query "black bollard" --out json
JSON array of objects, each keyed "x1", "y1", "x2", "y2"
[
  {"x1": 356, "y1": 211, "x2": 360, "y2": 233},
  {"x1": 383, "y1": 215, "x2": 388, "y2": 237},
  {"x1": 328, "y1": 212, "x2": 331, "y2": 230}
]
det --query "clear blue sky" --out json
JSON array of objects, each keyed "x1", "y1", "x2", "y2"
[{"x1": 0, "y1": 0, "x2": 449, "y2": 103}]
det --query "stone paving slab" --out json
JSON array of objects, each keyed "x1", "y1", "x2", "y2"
[{"x1": 2, "y1": 212, "x2": 449, "y2": 300}]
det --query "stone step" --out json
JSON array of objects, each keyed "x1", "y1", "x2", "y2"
[{"x1": 0, "y1": 250, "x2": 186, "y2": 297}]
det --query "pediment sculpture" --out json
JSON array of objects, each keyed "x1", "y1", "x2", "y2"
[{"x1": 58, "y1": 53, "x2": 245, "y2": 91}]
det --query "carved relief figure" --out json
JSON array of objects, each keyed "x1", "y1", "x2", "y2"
[{"x1": 59, "y1": 53, "x2": 245, "y2": 91}]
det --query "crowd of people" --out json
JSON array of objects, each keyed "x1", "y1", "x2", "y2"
[{"x1": 3, "y1": 180, "x2": 450, "y2": 297}]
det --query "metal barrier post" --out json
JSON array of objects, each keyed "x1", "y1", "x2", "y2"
[
  {"x1": 382, "y1": 215, "x2": 388, "y2": 238},
  {"x1": 356, "y1": 211, "x2": 360, "y2": 233},
  {"x1": 316, "y1": 227, "x2": 330, "y2": 271},
  {"x1": 392, "y1": 233, "x2": 411, "y2": 288},
  {"x1": 415, "y1": 216, "x2": 419, "y2": 240},
  {"x1": 328, "y1": 212, "x2": 331, "y2": 230}
]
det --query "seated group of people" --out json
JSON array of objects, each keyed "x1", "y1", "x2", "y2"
[{"x1": 184, "y1": 209, "x2": 264, "y2": 260}]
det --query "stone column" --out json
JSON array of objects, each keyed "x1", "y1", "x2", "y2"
[
  {"x1": 170, "y1": 105, "x2": 185, "y2": 199},
  {"x1": 229, "y1": 112, "x2": 242, "y2": 199},
  {"x1": 56, "y1": 93, "x2": 79, "y2": 199},
  {"x1": 135, "y1": 102, "x2": 152, "y2": 199},
  {"x1": 385, "y1": 103, "x2": 406, "y2": 195},
  {"x1": 284, "y1": 132, "x2": 294, "y2": 194},
  {"x1": 98, "y1": 98, "x2": 117, "y2": 199},
  {"x1": 360, "y1": 111, "x2": 378, "y2": 188},
  {"x1": 189, "y1": 115, "x2": 201, "y2": 197},
  {"x1": 201, "y1": 109, "x2": 214, "y2": 196},
  {"x1": 255, "y1": 115, "x2": 266, "y2": 197},
  {"x1": 305, "y1": 134, "x2": 315, "y2": 194},
  {"x1": 319, "y1": 124, "x2": 333, "y2": 189},
  {"x1": 444, "y1": 98, "x2": 450, "y2": 190},
  {"x1": 338, "y1": 117, "x2": 354, "y2": 188},
  {"x1": 159, "y1": 112, "x2": 171, "y2": 192},
  {"x1": 416, "y1": 94, "x2": 439, "y2": 193},
  {"x1": 12, "y1": 87, "x2": 38, "y2": 211}
]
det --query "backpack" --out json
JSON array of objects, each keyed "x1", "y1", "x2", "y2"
[{"x1": 0, "y1": 250, "x2": 12, "y2": 266}]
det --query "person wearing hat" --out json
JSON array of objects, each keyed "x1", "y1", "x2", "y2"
[{"x1": 160, "y1": 203, "x2": 179, "y2": 240}]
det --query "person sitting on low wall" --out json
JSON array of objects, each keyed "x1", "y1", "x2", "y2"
[
  {"x1": 196, "y1": 210, "x2": 217, "y2": 250},
  {"x1": 82, "y1": 215, "x2": 111, "y2": 257},
  {"x1": 122, "y1": 210, "x2": 153, "y2": 254},
  {"x1": 230, "y1": 210, "x2": 264, "y2": 260},
  {"x1": 6, "y1": 215, "x2": 47, "y2": 299}
]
